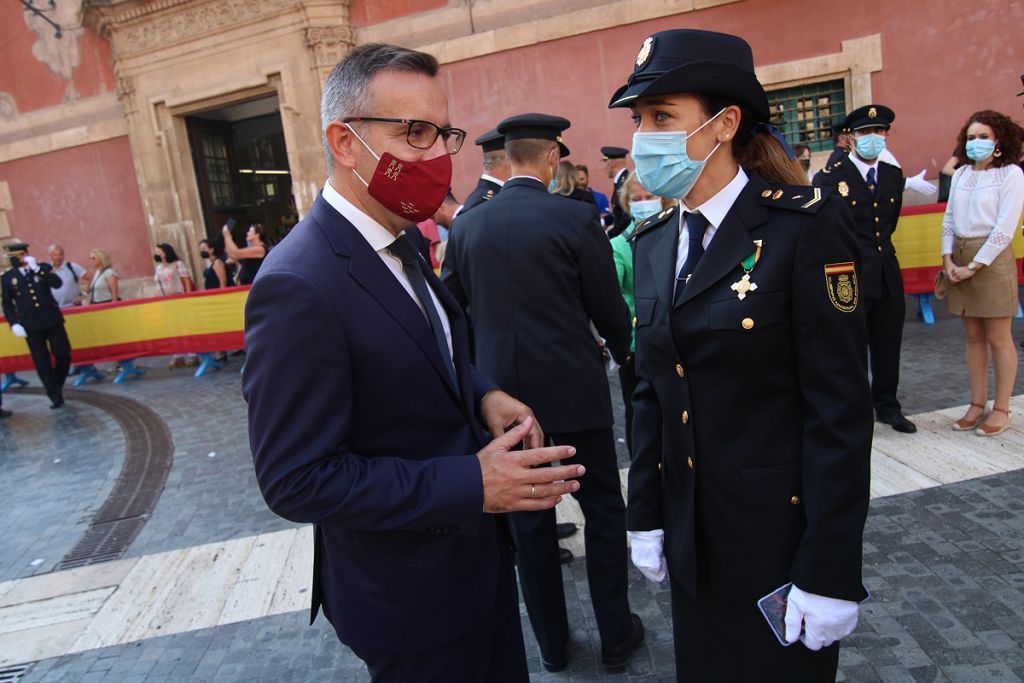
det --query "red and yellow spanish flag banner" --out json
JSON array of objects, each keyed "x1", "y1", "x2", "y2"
[
  {"x1": 894, "y1": 202, "x2": 1024, "y2": 294},
  {"x1": 0, "y1": 286, "x2": 249, "y2": 374}
]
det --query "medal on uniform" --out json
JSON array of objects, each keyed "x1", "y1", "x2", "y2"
[{"x1": 730, "y1": 240, "x2": 762, "y2": 300}]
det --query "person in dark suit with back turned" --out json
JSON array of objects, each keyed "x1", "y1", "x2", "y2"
[
  {"x1": 442, "y1": 113, "x2": 644, "y2": 674},
  {"x1": 612, "y1": 29, "x2": 873, "y2": 680},
  {"x1": 814, "y1": 105, "x2": 915, "y2": 433},
  {"x1": 243, "y1": 44, "x2": 586, "y2": 683},
  {"x1": 602, "y1": 146, "x2": 631, "y2": 237},
  {"x1": 455, "y1": 128, "x2": 510, "y2": 217},
  {"x1": 2, "y1": 241, "x2": 70, "y2": 409}
]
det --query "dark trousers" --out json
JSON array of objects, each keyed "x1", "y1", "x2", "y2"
[
  {"x1": 26, "y1": 324, "x2": 71, "y2": 403},
  {"x1": 352, "y1": 543, "x2": 527, "y2": 683},
  {"x1": 618, "y1": 359, "x2": 637, "y2": 456},
  {"x1": 670, "y1": 575, "x2": 839, "y2": 682},
  {"x1": 863, "y1": 294, "x2": 905, "y2": 418},
  {"x1": 510, "y1": 427, "x2": 631, "y2": 661}
]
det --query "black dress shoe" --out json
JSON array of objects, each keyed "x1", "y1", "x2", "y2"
[
  {"x1": 0, "y1": 408, "x2": 11, "y2": 418},
  {"x1": 556, "y1": 522, "x2": 577, "y2": 540},
  {"x1": 49, "y1": 397, "x2": 65, "y2": 409},
  {"x1": 559, "y1": 547, "x2": 573, "y2": 565},
  {"x1": 879, "y1": 413, "x2": 916, "y2": 433},
  {"x1": 542, "y1": 652, "x2": 568, "y2": 673},
  {"x1": 602, "y1": 613, "x2": 645, "y2": 669}
]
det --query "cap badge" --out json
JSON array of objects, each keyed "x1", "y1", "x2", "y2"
[
  {"x1": 635, "y1": 37, "x2": 654, "y2": 68},
  {"x1": 868, "y1": 107, "x2": 877, "y2": 119}
]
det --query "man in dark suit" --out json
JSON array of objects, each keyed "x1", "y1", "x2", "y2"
[
  {"x1": 814, "y1": 105, "x2": 915, "y2": 433},
  {"x1": 455, "y1": 128, "x2": 509, "y2": 217},
  {"x1": 1, "y1": 241, "x2": 70, "y2": 408},
  {"x1": 442, "y1": 113, "x2": 644, "y2": 673},
  {"x1": 602, "y1": 146, "x2": 631, "y2": 237},
  {"x1": 243, "y1": 44, "x2": 585, "y2": 683}
]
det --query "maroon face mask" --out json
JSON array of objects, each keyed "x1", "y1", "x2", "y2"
[{"x1": 349, "y1": 125, "x2": 452, "y2": 223}]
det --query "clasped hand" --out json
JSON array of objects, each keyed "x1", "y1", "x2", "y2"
[{"x1": 945, "y1": 263, "x2": 976, "y2": 284}]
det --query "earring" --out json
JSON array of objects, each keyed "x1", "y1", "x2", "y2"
[{"x1": 994, "y1": 148, "x2": 1002, "y2": 158}]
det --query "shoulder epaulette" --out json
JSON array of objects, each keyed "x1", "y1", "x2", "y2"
[
  {"x1": 630, "y1": 204, "x2": 678, "y2": 241},
  {"x1": 759, "y1": 185, "x2": 834, "y2": 214},
  {"x1": 483, "y1": 189, "x2": 494, "y2": 200}
]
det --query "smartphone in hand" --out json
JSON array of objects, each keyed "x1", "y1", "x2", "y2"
[{"x1": 757, "y1": 582, "x2": 797, "y2": 647}]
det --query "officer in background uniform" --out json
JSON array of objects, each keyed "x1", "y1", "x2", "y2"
[
  {"x1": 613, "y1": 29, "x2": 873, "y2": 680},
  {"x1": 602, "y1": 146, "x2": 631, "y2": 237},
  {"x1": 814, "y1": 105, "x2": 915, "y2": 433},
  {"x1": 1, "y1": 241, "x2": 71, "y2": 408},
  {"x1": 454, "y1": 128, "x2": 510, "y2": 217},
  {"x1": 442, "y1": 113, "x2": 644, "y2": 673}
]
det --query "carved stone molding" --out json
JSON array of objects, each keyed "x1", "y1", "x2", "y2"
[
  {"x1": 0, "y1": 93, "x2": 17, "y2": 121},
  {"x1": 115, "y1": 75, "x2": 136, "y2": 114},
  {"x1": 304, "y1": 25, "x2": 354, "y2": 72}
]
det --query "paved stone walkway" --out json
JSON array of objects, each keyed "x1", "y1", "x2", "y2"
[{"x1": 0, "y1": 305, "x2": 1022, "y2": 682}]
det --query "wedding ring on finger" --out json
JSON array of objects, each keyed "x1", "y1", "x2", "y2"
[{"x1": 530, "y1": 484, "x2": 536, "y2": 498}]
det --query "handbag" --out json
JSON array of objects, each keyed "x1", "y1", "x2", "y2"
[{"x1": 934, "y1": 269, "x2": 948, "y2": 299}]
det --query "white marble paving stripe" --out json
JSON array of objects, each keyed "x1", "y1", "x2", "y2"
[{"x1": 0, "y1": 397, "x2": 1021, "y2": 667}]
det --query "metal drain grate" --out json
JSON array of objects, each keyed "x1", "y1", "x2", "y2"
[
  {"x1": 0, "y1": 664, "x2": 32, "y2": 683},
  {"x1": 56, "y1": 517, "x2": 148, "y2": 570}
]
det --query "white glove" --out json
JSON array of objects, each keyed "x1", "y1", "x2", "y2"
[
  {"x1": 628, "y1": 529, "x2": 667, "y2": 582},
  {"x1": 906, "y1": 170, "x2": 937, "y2": 196},
  {"x1": 11, "y1": 324, "x2": 27, "y2": 338},
  {"x1": 22, "y1": 255, "x2": 38, "y2": 270},
  {"x1": 784, "y1": 584, "x2": 859, "y2": 651}
]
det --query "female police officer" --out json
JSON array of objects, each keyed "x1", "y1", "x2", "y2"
[{"x1": 611, "y1": 30, "x2": 873, "y2": 680}]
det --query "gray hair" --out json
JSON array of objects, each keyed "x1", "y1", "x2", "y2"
[
  {"x1": 481, "y1": 149, "x2": 507, "y2": 172},
  {"x1": 320, "y1": 43, "x2": 439, "y2": 172}
]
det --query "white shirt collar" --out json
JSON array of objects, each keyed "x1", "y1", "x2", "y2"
[
  {"x1": 480, "y1": 174, "x2": 505, "y2": 187},
  {"x1": 508, "y1": 174, "x2": 544, "y2": 184},
  {"x1": 682, "y1": 166, "x2": 749, "y2": 231},
  {"x1": 848, "y1": 151, "x2": 878, "y2": 183},
  {"x1": 614, "y1": 167, "x2": 628, "y2": 183},
  {"x1": 322, "y1": 179, "x2": 399, "y2": 252}
]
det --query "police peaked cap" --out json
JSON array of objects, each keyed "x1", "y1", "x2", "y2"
[
  {"x1": 474, "y1": 128, "x2": 505, "y2": 153},
  {"x1": 2, "y1": 241, "x2": 29, "y2": 255},
  {"x1": 609, "y1": 29, "x2": 770, "y2": 123},
  {"x1": 601, "y1": 146, "x2": 629, "y2": 160},
  {"x1": 842, "y1": 105, "x2": 895, "y2": 132},
  {"x1": 497, "y1": 113, "x2": 571, "y2": 157}
]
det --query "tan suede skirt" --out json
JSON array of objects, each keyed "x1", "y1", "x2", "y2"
[{"x1": 946, "y1": 236, "x2": 1020, "y2": 318}]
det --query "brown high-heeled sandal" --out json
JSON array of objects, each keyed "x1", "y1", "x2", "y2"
[
  {"x1": 953, "y1": 402, "x2": 986, "y2": 431},
  {"x1": 976, "y1": 407, "x2": 1013, "y2": 437}
]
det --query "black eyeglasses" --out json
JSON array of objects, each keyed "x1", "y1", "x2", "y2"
[{"x1": 344, "y1": 117, "x2": 467, "y2": 154}]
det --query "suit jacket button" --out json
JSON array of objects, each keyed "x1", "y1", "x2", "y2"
[
  {"x1": 875, "y1": 232, "x2": 880, "y2": 237},
  {"x1": 877, "y1": 246, "x2": 882, "y2": 252},
  {"x1": 851, "y1": 200, "x2": 857, "y2": 206},
  {"x1": 874, "y1": 216, "x2": 880, "y2": 223},
  {"x1": 741, "y1": 317, "x2": 754, "y2": 330},
  {"x1": 675, "y1": 363, "x2": 684, "y2": 378},
  {"x1": 873, "y1": 201, "x2": 879, "y2": 208},
  {"x1": 657, "y1": 462, "x2": 662, "y2": 471},
  {"x1": 790, "y1": 496, "x2": 801, "y2": 505},
  {"x1": 687, "y1": 457, "x2": 694, "y2": 469},
  {"x1": 681, "y1": 410, "x2": 689, "y2": 424},
  {"x1": 632, "y1": 316, "x2": 637, "y2": 327},
  {"x1": 890, "y1": 197, "x2": 895, "y2": 203}
]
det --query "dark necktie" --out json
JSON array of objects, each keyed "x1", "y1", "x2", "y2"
[
  {"x1": 674, "y1": 212, "x2": 708, "y2": 305},
  {"x1": 866, "y1": 167, "x2": 877, "y2": 195},
  {"x1": 388, "y1": 234, "x2": 459, "y2": 390}
]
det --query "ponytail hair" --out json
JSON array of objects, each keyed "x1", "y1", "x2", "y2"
[{"x1": 696, "y1": 95, "x2": 808, "y2": 186}]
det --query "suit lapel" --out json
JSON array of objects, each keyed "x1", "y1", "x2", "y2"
[
  {"x1": 646, "y1": 213, "x2": 680, "y2": 312},
  {"x1": 674, "y1": 177, "x2": 769, "y2": 308}
]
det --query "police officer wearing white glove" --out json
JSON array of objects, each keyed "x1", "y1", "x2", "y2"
[{"x1": 611, "y1": 30, "x2": 873, "y2": 681}]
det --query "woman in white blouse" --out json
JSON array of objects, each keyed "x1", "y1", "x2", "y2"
[{"x1": 941, "y1": 110, "x2": 1024, "y2": 436}]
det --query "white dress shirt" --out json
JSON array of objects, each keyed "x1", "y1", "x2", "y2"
[
  {"x1": 941, "y1": 164, "x2": 1024, "y2": 265},
  {"x1": 674, "y1": 166, "x2": 749, "y2": 287},
  {"x1": 322, "y1": 180, "x2": 453, "y2": 357},
  {"x1": 848, "y1": 151, "x2": 880, "y2": 184}
]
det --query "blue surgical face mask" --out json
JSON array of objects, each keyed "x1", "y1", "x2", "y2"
[
  {"x1": 629, "y1": 198, "x2": 662, "y2": 223},
  {"x1": 548, "y1": 179, "x2": 557, "y2": 192},
  {"x1": 631, "y1": 108, "x2": 725, "y2": 199},
  {"x1": 854, "y1": 133, "x2": 886, "y2": 160},
  {"x1": 965, "y1": 138, "x2": 996, "y2": 162}
]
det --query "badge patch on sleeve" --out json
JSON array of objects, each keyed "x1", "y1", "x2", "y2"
[{"x1": 824, "y1": 262, "x2": 858, "y2": 312}]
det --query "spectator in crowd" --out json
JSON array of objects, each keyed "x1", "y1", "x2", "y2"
[
  {"x1": 47, "y1": 244, "x2": 86, "y2": 308},
  {"x1": 602, "y1": 146, "x2": 632, "y2": 236},
  {"x1": 455, "y1": 128, "x2": 508, "y2": 217},
  {"x1": 614, "y1": 29, "x2": 872, "y2": 680},
  {"x1": 153, "y1": 242, "x2": 196, "y2": 369},
  {"x1": 199, "y1": 238, "x2": 231, "y2": 290},
  {"x1": 416, "y1": 192, "x2": 459, "y2": 270},
  {"x1": 2, "y1": 241, "x2": 72, "y2": 408},
  {"x1": 223, "y1": 223, "x2": 268, "y2": 286},
  {"x1": 942, "y1": 110, "x2": 1024, "y2": 436},
  {"x1": 576, "y1": 164, "x2": 612, "y2": 217},
  {"x1": 86, "y1": 249, "x2": 118, "y2": 304},
  {"x1": 552, "y1": 160, "x2": 597, "y2": 206},
  {"x1": 794, "y1": 144, "x2": 814, "y2": 183}
]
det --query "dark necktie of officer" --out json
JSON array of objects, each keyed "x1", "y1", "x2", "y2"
[
  {"x1": 866, "y1": 167, "x2": 877, "y2": 195},
  {"x1": 388, "y1": 234, "x2": 459, "y2": 390},
  {"x1": 674, "y1": 212, "x2": 708, "y2": 305}
]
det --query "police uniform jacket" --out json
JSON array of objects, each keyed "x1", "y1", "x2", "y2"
[
  {"x1": 442, "y1": 176, "x2": 631, "y2": 434},
  {"x1": 459, "y1": 176, "x2": 501, "y2": 216},
  {"x1": 608, "y1": 169, "x2": 630, "y2": 236},
  {"x1": 814, "y1": 156, "x2": 905, "y2": 299},
  {"x1": 1, "y1": 265, "x2": 64, "y2": 331},
  {"x1": 628, "y1": 171, "x2": 872, "y2": 608}
]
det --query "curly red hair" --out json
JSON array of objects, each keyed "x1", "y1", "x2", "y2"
[{"x1": 954, "y1": 110, "x2": 1023, "y2": 167}]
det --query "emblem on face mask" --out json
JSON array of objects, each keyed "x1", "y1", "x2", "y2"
[
  {"x1": 400, "y1": 201, "x2": 419, "y2": 215},
  {"x1": 824, "y1": 262, "x2": 858, "y2": 312},
  {"x1": 635, "y1": 37, "x2": 654, "y2": 68},
  {"x1": 385, "y1": 160, "x2": 403, "y2": 181}
]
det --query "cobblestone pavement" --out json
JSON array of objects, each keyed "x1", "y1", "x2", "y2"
[{"x1": 3, "y1": 303, "x2": 1024, "y2": 682}]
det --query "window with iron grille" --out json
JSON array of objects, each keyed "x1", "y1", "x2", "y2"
[{"x1": 767, "y1": 80, "x2": 846, "y2": 152}]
